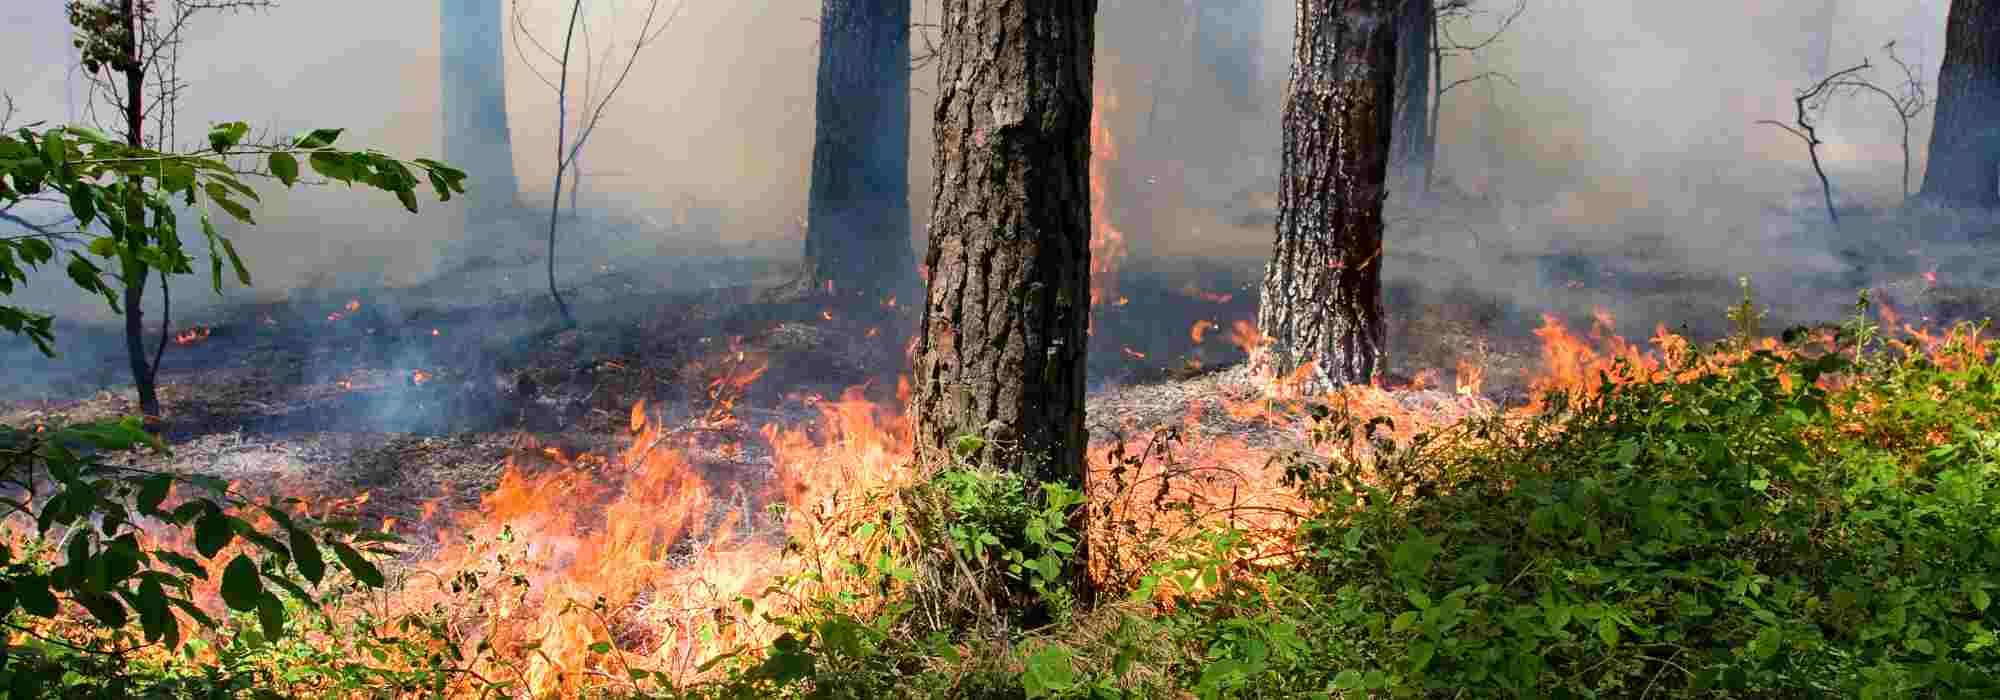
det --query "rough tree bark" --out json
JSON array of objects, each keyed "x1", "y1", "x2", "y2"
[
  {"x1": 1389, "y1": 0, "x2": 1432, "y2": 196},
  {"x1": 1254, "y1": 0, "x2": 1397, "y2": 394},
  {"x1": 442, "y1": 0, "x2": 522, "y2": 223},
  {"x1": 912, "y1": 0, "x2": 1095, "y2": 490},
  {"x1": 801, "y1": 0, "x2": 914, "y2": 304},
  {"x1": 1918, "y1": 0, "x2": 2000, "y2": 209}
]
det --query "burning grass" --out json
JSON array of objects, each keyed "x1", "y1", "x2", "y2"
[{"x1": 7, "y1": 293, "x2": 2000, "y2": 697}]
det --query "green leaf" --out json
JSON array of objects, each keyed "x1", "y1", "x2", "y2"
[
  {"x1": 137, "y1": 474, "x2": 173, "y2": 516},
  {"x1": 330, "y1": 541, "x2": 384, "y2": 587},
  {"x1": 16, "y1": 575, "x2": 57, "y2": 616},
  {"x1": 394, "y1": 187, "x2": 418, "y2": 214},
  {"x1": 589, "y1": 641, "x2": 613, "y2": 654},
  {"x1": 289, "y1": 527, "x2": 325, "y2": 585},
  {"x1": 220, "y1": 237, "x2": 252, "y2": 286},
  {"x1": 296, "y1": 128, "x2": 343, "y2": 149},
  {"x1": 137, "y1": 577, "x2": 170, "y2": 643},
  {"x1": 195, "y1": 509, "x2": 235, "y2": 559},
  {"x1": 1974, "y1": 589, "x2": 1991, "y2": 613},
  {"x1": 1598, "y1": 617, "x2": 1620, "y2": 646},
  {"x1": 211, "y1": 193, "x2": 255, "y2": 224},
  {"x1": 207, "y1": 122, "x2": 250, "y2": 152},
  {"x1": 220, "y1": 554, "x2": 264, "y2": 612},
  {"x1": 155, "y1": 551, "x2": 207, "y2": 578},
  {"x1": 1409, "y1": 640, "x2": 1436, "y2": 671},
  {"x1": 67, "y1": 187, "x2": 95, "y2": 227},
  {"x1": 75, "y1": 591, "x2": 127, "y2": 627},
  {"x1": 256, "y1": 591, "x2": 287, "y2": 641},
  {"x1": 268, "y1": 151, "x2": 298, "y2": 186}
]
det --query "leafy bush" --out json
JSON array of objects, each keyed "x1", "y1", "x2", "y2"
[{"x1": 1172, "y1": 317, "x2": 2000, "y2": 697}]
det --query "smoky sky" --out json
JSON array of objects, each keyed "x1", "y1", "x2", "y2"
[{"x1": 0, "y1": 0, "x2": 1958, "y2": 324}]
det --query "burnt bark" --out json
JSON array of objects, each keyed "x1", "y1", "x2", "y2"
[
  {"x1": 1255, "y1": 0, "x2": 1396, "y2": 393},
  {"x1": 1389, "y1": 0, "x2": 1432, "y2": 196},
  {"x1": 442, "y1": 0, "x2": 522, "y2": 222},
  {"x1": 801, "y1": 0, "x2": 915, "y2": 304},
  {"x1": 912, "y1": 0, "x2": 1094, "y2": 491},
  {"x1": 1918, "y1": 0, "x2": 2000, "y2": 209}
]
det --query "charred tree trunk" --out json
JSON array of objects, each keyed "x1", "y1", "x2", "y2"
[
  {"x1": 911, "y1": 0, "x2": 1096, "y2": 608},
  {"x1": 1918, "y1": 0, "x2": 2000, "y2": 209},
  {"x1": 801, "y1": 0, "x2": 914, "y2": 304},
  {"x1": 1389, "y1": 0, "x2": 1432, "y2": 197},
  {"x1": 1254, "y1": 0, "x2": 1396, "y2": 393},
  {"x1": 442, "y1": 0, "x2": 521, "y2": 225}
]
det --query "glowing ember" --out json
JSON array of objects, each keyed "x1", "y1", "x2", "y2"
[
  {"x1": 1923, "y1": 267, "x2": 1939, "y2": 287},
  {"x1": 432, "y1": 328, "x2": 441, "y2": 336},
  {"x1": 173, "y1": 326, "x2": 212, "y2": 345},
  {"x1": 1122, "y1": 346, "x2": 1147, "y2": 360},
  {"x1": 821, "y1": 309, "x2": 834, "y2": 321},
  {"x1": 410, "y1": 369, "x2": 433, "y2": 385}
]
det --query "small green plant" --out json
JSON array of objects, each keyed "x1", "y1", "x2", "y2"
[{"x1": 933, "y1": 465, "x2": 1087, "y2": 626}]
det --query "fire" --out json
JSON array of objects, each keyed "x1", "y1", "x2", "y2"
[
  {"x1": 821, "y1": 309, "x2": 834, "y2": 321},
  {"x1": 1455, "y1": 358, "x2": 1486, "y2": 397},
  {"x1": 1122, "y1": 347, "x2": 1147, "y2": 360},
  {"x1": 1180, "y1": 284, "x2": 1234, "y2": 304},
  {"x1": 410, "y1": 369, "x2": 432, "y2": 385},
  {"x1": 1923, "y1": 266, "x2": 1939, "y2": 287},
  {"x1": 173, "y1": 326, "x2": 211, "y2": 345},
  {"x1": 1088, "y1": 82, "x2": 1127, "y2": 314},
  {"x1": 432, "y1": 328, "x2": 441, "y2": 336},
  {"x1": 1189, "y1": 319, "x2": 1217, "y2": 344}
]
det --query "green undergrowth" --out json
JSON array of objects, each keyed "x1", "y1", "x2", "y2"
[{"x1": 669, "y1": 309, "x2": 2000, "y2": 699}]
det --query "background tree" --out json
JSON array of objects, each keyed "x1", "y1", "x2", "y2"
[
  {"x1": 908, "y1": 0, "x2": 1097, "y2": 601},
  {"x1": 1389, "y1": 0, "x2": 1433, "y2": 196},
  {"x1": 1253, "y1": 0, "x2": 1398, "y2": 394},
  {"x1": 1917, "y1": 0, "x2": 1999, "y2": 209},
  {"x1": 441, "y1": 0, "x2": 522, "y2": 231},
  {"x1": 797, "y1": 0, "x2": 914, "y2": 306},
  {"x1": 508, "y1": 0, "x2": 681, "y2": 324}
]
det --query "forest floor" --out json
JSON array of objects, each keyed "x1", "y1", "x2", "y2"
[{"x1": 2, "y1": 188, "x2": 1995, "y2": 553}]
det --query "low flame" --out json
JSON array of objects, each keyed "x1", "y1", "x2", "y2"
[
  {"x1": 173, "y1": 326, "x2": 212, "y2": 345},
  {"x1": 410, "y1": 369, "x2": 433, "y2": 386},
  {"x1": 1189, "y1": 320, "x2": 1217, "y2": 344},
  {"x1": 1122, "y1": 346, "x2": 1147, "y2": 360}
]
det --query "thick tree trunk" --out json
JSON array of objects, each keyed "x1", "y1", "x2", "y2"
[
  {"x1": 912, "y1": 0, "x2": 1095, "y2": 493},
  {"x1": 1389, "y1": 0, "x2": 1432, "y2": 196},
  {"x1": 1254, "y1": 0, "x2": 1396, "y2": 394},
  {"x1": 441, "y1": 0, "x2": 522, "y2": 223},
  {"x1": 1918, "y1": 0, "x2": 2000, "y2": 209},
  {"x1": 802, "y1": 0, "x2": 914, "y2": 304}
]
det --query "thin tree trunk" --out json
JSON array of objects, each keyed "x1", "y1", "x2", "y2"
[
  {"x1": 801, "y1": 0, "x2": 913, "y2": 304},
  {"x1": 1390, "y1": 0, "x2": 1432, "y2": 197},
  {"x1": 911, "y1": 0, "x2": 1097, "y2": 606},
  {"x1": 442, "y1": 0, "x2": 521, "y2": 224},
  {"x1": 1918, "y1": 0, "x2": 2000, "y2": 209},
  {"x1": 119, "y1": 0, "x2": 160, "y2": 422},
  {"x1": 1255, "y1": 0, "x2": 1397, "y2": 394},
  {"x1": 1425, "y1": 5, "x2": 1441, "y2": 192}
]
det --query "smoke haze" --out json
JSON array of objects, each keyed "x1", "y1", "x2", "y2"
[{"x1": 0, "y1": 0, "x2": 1967, "y2": 333}]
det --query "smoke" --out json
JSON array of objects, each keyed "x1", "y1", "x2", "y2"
[{"x1": 0, "y1": 0, "x2": 1970, "y2": 347}]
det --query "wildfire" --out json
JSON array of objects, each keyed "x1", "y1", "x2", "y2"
[
  {"x1": 1122, "y1": 346, "x2": 1147, "y2": 360},
  {"x1": 410, "y1": 369, "x2": 432, "y2": 386},
  {"x1": 1088, "y1": 83, "x2": 1127, "y2": 314},
  {"x1": 173, "y1": 326, "x2": 212, "y2": 345}
]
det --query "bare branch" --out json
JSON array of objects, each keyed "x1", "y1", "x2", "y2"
[{"x1": 1437, "y1": 70, "x2": 1515, "y2": 98}]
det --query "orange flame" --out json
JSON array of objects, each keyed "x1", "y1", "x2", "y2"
[{"x1": 173, "y1": 326, "x2": 211, "y2": 345}]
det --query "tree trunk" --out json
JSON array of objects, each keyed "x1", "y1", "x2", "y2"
[
  {"x1": 1254, "y1": 0, "x2": 1396, "y2": 394},
  {"x1": 442, "y1": 0, "x2": 522, "y2": 224},
  {"x1": 1389, "y1": 0, "x2": 1432, "y2": 197},
  {"x1": 801, "y1": 0, "x2": 914, "y2": 304},
  {"x1": 118, "y1": 0, "x2": 160, "y2": 423},
  {"x1": 1918, "y1": 0, "x2": 2000, "y2": 209},
  {"x1": 911, "y1": 0, "x2": 1095, "y2": 592}
]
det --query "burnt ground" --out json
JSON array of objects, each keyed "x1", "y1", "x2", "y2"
[{"x1": 4, "y1": 191, "x2": 1998, "y2": 535}]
